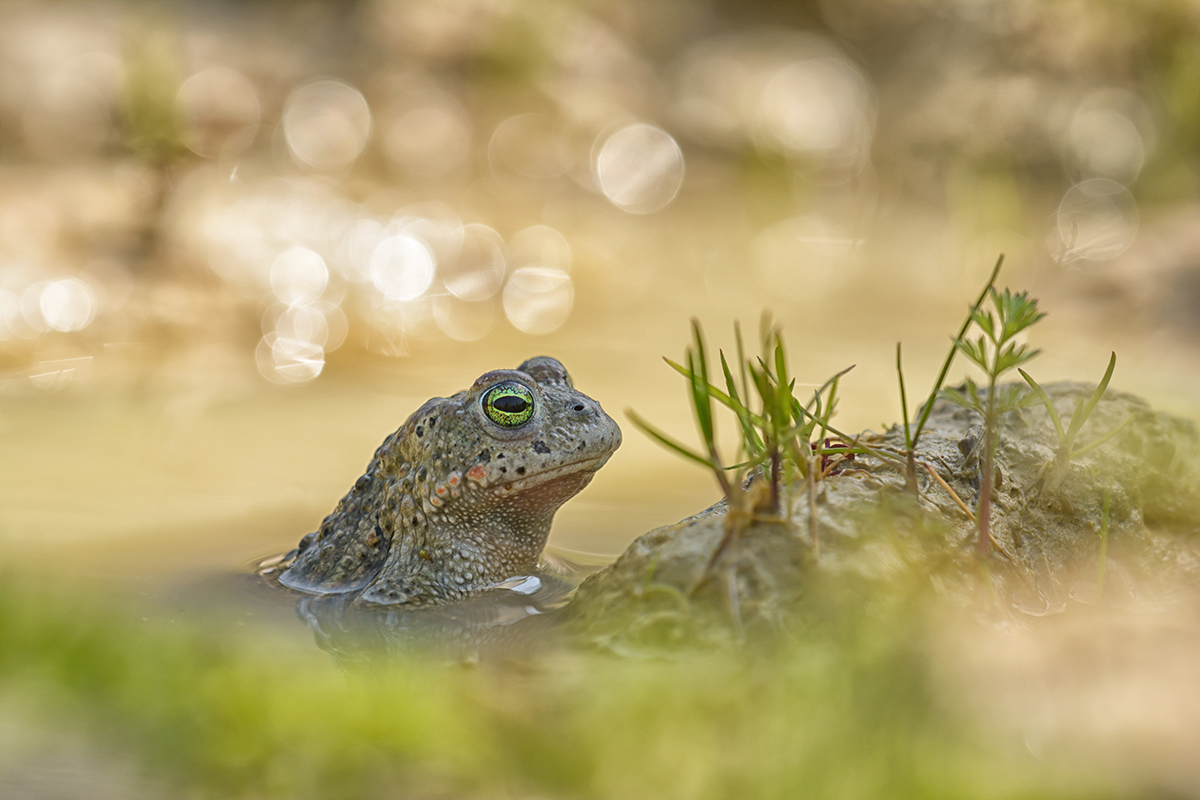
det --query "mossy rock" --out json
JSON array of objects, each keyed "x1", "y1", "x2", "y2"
[{"x1": 566, "y1": 383, "x2": 1200, "y2": 652}]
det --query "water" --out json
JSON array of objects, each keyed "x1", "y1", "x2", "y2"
[{"x1": 4, "y1": 2, "x2": 1200, "y2": 795}]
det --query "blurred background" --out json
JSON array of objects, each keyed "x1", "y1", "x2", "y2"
[{"x1": 2, "y1": 0, "x2": 1200, "y2": 582}]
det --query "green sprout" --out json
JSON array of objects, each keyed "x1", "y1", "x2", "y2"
[
  {"x1": 1018, "y1": 353, "x2": 1134, "y2": 495},
  {"x1": 630, "y1": 272, "x2": 1130, "y2": 614},
  {"x1": 627, "y1": 318, "x2": 879, "y2": 573},
  {"x1": 939, "y1": 286, "x2": 1045, "y2": 555},
  {"x1": 897, "y1": 255, "x2": 1004, "y2": 495}
]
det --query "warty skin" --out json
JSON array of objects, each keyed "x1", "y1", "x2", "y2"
[{"x1": 279, "y1": 357, "x2": 621, "y2": 606}]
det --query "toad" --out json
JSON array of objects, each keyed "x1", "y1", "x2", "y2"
[{"x1": 278, "y1": 357, "x2": 621, "y2": 606}]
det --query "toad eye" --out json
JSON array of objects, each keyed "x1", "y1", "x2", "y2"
[{"x1": 482, "y1": 382, "x2": 535, "y2": 427}]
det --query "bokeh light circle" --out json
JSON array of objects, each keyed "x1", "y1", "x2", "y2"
[
  {"x1": 595, "y1": 123, "x2": 685, "y2": 214},
  {"x1": 442, "y1": 224, "x2": 505, "y2": 301},
  {"x1": 757, "y1": 57, "x2": 873, "y2": 166},
  {"x1": 264, "y1": 300, "x2": 348, "y2": 352},
  {"x1": 270, "y1": 246, "x2": 329, "y2": 306},
  {"x1": 39, "y1": 278, "x2": 97, "y2": 332},
  {"x1": 1055, "y1": 179, "x2": 1138, "y2": 263},
  {"x1": 256, "y1": 333, "x2": 325, "y2": 384},
  {"x1": 283, "y1": 80, "x2": 372, "y2": 171},
  {"x1": 502, "y1": 267, "x2": 573, "y2": 334},
  {"x1": 1067, "y1": 107, "x2": 1144, "y2": 183},
  {"x1": 369, "y1": 234, "x2": 436, "y2": 301}
]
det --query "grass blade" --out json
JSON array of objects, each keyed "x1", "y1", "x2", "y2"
[
  {"x1": 759, "y1": 311, "x2": 773, "y2": 370},
  {"x1": 1018, "y1": 368, "x2": 1066, "y2": 444},
  {"x1": 774, "y1": 337, "x2": 789, "y2": 407},
  {"x1": 791, "y1": 403, "x2": 906, "y2": 470},
  {"x1": 897, "y1": 343, "x2": 912, "y2": 451},
  {"x1": 722, "y1": 349, "x2": 764, "y2": 457},
  {"x1": 664, "y1": 357, "x2": 739, "y2": 412},
  {"x1": 720, "y1": 349, "x2": 741, "y2": 407},
  {"x1": 805, "y1": 364, "x2": 857, "y2": 412},
  {"x1": 1070, "y1": 413, "x2": 1134, "y2": 459},
  {"x1": 735, "y1": 321, "x2": 750, "y2": 414},
  {"x1": 625, "y1": 409, "x2": 714, "y2": 468},
  {"x1": 688, "y1": 348, "x2": 715, "y2": 448},
  {"x1": 1064, "y1": 352, "x2": 1116, "y2": 448},
  {"x1": 817, "y1": 376, "x2": 841, "y2": 444}
]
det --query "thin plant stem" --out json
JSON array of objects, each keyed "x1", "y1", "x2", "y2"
[
  {"x1": 978, "y1": 378, "x2": 998, "y2": 555},
  {"x1": 898, "y1": 342, "x2": 912, "y2": 450},
  {"x1": 807, "y1": 464, "x2": 819, "y2": 559},
  {"x1": 897, "y1": 342, "x2": 916, "y2": 493},
  {"x1": 770, "y1": 449, "x2": 781, "y2": 515},
  {"x1": 906, "y1": 254, "x2": 1004, "y2": 490},
  {"x1": 1070, "y1": 413, "x2": 1133, "y2": 459},
  {"x1": 922, "y1": 463, "x2": 975, "y2": 522}
]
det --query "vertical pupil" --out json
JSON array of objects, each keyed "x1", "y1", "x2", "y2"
[{"x1": 493, "y1": 394, "x2": 529, "y2": 414}]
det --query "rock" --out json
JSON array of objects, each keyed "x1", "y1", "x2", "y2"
[{"x1": 566, "y1": 383, "x2": 1200, "y2": 651}]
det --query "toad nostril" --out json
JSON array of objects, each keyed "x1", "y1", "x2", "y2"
[{"x1": 573, "y1": 404, "x2": 585, "y2": 412}]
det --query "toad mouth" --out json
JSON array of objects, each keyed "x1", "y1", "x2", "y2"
[{"x1": 491, "y1": 452, "x2": 614, "y2": 496}]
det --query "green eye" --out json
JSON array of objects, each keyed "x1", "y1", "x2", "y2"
[{"x1": 482, "y1": 382, "x2": 535, "y2": 427}]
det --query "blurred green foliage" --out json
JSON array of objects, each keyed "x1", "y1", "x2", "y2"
[
  {"x1": 120, "y1": 23, "x2": 188, "y2": 166},
  {"x1": 2, "y1": 0, "x2": 1199, "y2": 796},
  {"x1": 0, "y1": 570, "x2": 1117, "y2": 800}
]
